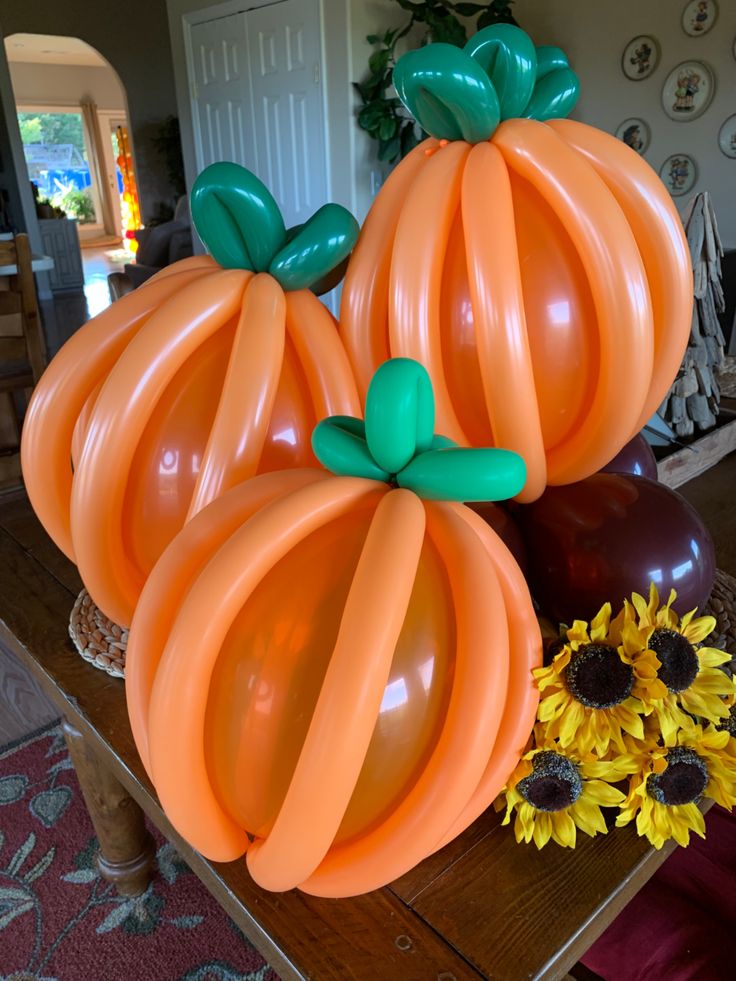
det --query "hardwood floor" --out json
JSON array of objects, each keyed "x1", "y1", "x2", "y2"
[{"x1": 1, "y1": 450, "x2": 735, "y2": 747}]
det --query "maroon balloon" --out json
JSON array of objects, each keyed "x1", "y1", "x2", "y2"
[
  {"x1": 517, "y1": 474, "x2": 716, "y2": 626},
  {"x1": 468, "y1": 501, "x2": 527, "y2": 574},
  {"x1": 601, "y1": 433, "x2": 658, "y2": 481}
]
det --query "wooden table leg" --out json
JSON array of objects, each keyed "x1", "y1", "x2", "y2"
[{"x1": 62, "y1": 718, "x2": 156, "y2": 896}]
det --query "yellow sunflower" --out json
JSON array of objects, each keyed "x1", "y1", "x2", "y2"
[
  {"x1": 624, "y1": 584, "x2": 736, "y2": 743},
  {"x1": 534, "y1": 602, "x2": 664, "y2": 756},
  {"x1": 498, "y1": 731, "x2": 638, "y2": 849},
  {"x1": 616, "y1": 722, "x2": 736, "y2": 848}
]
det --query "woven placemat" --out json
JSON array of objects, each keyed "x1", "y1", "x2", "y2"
[
  {"x1": 703, "y1": 568, "x2": 736, "y2": 676},
  {"x1": 68, "y1": 569, "x2": 736, "y2": 682},
  {"x1": 68, "y1": 589, "x2": 128, "y2": 679}
]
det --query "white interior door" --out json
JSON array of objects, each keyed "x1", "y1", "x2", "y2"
[
  {"x1": 246, "y1": 0, "x2": 327, "y2": 229},
  {"x1": 189, "y1": 12, "x2": 255, "y2": 172},
  {"x1": 188, "y1": 0, "x2": 327, "y2": 229}
]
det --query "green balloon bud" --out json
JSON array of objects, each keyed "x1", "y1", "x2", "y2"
[{"x1": 365, "y1": 359, "x2": 435, "y2": 474}]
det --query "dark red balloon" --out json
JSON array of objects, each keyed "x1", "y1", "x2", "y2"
[
  {"x1": 517, "y1": 474, "x2": 716, "y2": 626},
  {"x1": 600, "y1": 433, "x2": 658, "y2": 481},
  {"x1": 468, "y1": 501, "x2": 527, "y2": 574}
]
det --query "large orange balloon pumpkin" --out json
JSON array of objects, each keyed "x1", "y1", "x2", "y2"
[
  {"x1": 21, "y1": 163, "x2": 360, "y2": 625},
  {"x1": 126, "y1": 360, "x2": 541, "y2": 897},
  {"x1": 341, "y1": 25, "x2": 692, "y2": 502}
]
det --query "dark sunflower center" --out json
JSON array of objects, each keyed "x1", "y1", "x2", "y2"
[
  {"x1": 716, "y1": 704, "x2": 736, "y2": 738},
  {"x1": 649, "y1": 628, "x2": 699, "y2": 693},
  {"x1": 646, "y1": 748, "x2": 708, "y2": 806},
  {"x1": 517, "y1": 750, "x2": 583, "y2": 812},
  {"x1": 564, "y1": 643, "x2": 634, "y2": 709}
]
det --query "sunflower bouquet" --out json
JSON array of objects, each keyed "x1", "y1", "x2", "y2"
[{"x1": 498, "y1": 585, "x2": 736, "y2": 850}]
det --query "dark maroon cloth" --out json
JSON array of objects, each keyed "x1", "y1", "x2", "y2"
[{"x1": 582, "y1": 805, "x2": 736, "y2": 980}]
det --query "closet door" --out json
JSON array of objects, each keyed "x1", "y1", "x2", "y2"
[
  {"x1": 245, "y1": 0, "x2": 327, "y2": 229},
  {"x1": 189, "y1": 12, "x2": 256, "y2": 173}
]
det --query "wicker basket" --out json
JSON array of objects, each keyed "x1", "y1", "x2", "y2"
[
  {"x1": 68, "y1": 569, "x2": 736, "y2": 681},
  {"x1": 68, "y1": 589, "x2": 128, "y2": 679}
]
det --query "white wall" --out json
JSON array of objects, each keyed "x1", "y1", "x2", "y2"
[
  {"x1": 8, "y1": 61, "x2": 125, "y2": 110},
  {"x1": 515, "y1": 0, "x2": 736, "y2": 246}
]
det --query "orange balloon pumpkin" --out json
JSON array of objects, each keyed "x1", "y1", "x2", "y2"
[
  {"x1": 126, "y1": 360, "x2": 541, "y2": 897},
  {"x1": 21, "y1": 163, "x2": 361, "y2": 626},
  {"x1": 341, "y1": 26, "x2": 692, "y2": 502}
]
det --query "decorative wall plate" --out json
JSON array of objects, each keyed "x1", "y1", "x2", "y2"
[
  {"x1": 659, "y1": 154, "x2": 698, "y2": 197},
  {"x1": 615, "y1": 118, "x2": 651, "y2": 155},
  {"x1": 662, "y1": 61, "x2": 714, "y2": 121},
  {"x1": 622, "y1": 35, "x2": 660, "y2": 80},
  {"x1": 718, "y1": 115, "x2": 736, "y2": 159},
  {"x1": 682, "y1": 0, "x2": 718, "y2": 37}
]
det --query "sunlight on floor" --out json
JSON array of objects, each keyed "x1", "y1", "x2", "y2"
[{"x1": 82, "y1": 246, "x2": 129, "y2": 318}]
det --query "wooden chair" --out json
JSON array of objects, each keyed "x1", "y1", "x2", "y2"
[{"x1": 0, "y1": 233, "x2": 47, "y2": 492}]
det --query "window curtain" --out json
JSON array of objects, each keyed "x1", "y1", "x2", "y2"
[{"x1": 80, "y1": 99, "x2": 116, "y2": 236}]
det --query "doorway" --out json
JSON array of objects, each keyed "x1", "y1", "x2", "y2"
[{"x1": 5, "y1": 33, "x2": 141, "y2": 248}]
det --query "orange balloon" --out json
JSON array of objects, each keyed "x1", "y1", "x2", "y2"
[
  {"x1": 340, "y1": 121, "x2": 692, "y2": 499},
  {"x1": 126, "y1": 469, "x2": 541, "y2": 896},
  {"x1": 21, "y1": 261, "x2": 360, "y2": 626}
]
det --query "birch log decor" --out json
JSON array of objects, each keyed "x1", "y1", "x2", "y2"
[{"x1": 659, "y1": 192, "x2": 726, "y2": 436}]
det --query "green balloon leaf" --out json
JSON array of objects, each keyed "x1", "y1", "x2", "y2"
[
  {"x1": 191, "y1": 162, "x2": 359, "y2": 290},
  {"x1": 397, "y1": 448, "x2": 527, "y2": 502},
  {"x1": 393, "y1": 44, "x2": 500, "y2": 143},
  {"x1": 268, "y1": 204, "x2": 359, "y2": 291},
  {"x1": 312, "y1": 417, "x2": 389, "y2": 482},
  {"x1": 524, "y1": 64, "x2": 580, "y2": 121},
  {"x1": 312, "y1": 358, "x2": 528, "y2": 503},
  {"x1": 190, "y1": 162, "x2": 286, "y2": 272},
  {"x1": 464, "y1": 24, "x2": 537, "y2": 120},
  {"x1": 534, "y1": 45, "x2": 571, "y2": 81},
  {"x1": 393, "y1": 26, "x2": 580, "y2": 143}
]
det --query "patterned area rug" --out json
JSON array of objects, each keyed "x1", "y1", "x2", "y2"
[{"x1": 0, "y1": 724, "x2": 280, "y2": 981}]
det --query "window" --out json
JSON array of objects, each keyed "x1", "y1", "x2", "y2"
[{"x1": 17, "y1": 110, "x2": 97, "y2": 223}]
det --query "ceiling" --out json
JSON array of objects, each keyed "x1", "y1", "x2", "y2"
[{"x1": 4, "y1": 34, "x2": 108, "y2": 67}]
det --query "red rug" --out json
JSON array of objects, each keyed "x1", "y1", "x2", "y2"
[{"x1": 0, "y1": 723, "x2": 280, "y2": 981}]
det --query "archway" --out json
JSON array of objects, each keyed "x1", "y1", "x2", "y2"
[{"x1": 4, "y1": 33, "x2": 142, "y2": 249}]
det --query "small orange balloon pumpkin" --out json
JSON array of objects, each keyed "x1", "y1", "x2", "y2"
[
  {"x1": 341, "y1": 25, "x2": 692, "y2": 502},
  {"x1": 126, "y1": 360, "x2": 541, "y2": 897},
  {"x1": 21, "y1": 163, "x2": 360, "y2": 626}
]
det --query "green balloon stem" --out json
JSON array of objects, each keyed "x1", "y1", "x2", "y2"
[
  {"x1": 393, "y1": 24, "x2": 580, "y2": 143},
  {"x1": 190, "y1": 162, "x2": 359, "y2": 290},
  {"x1": 312, "y1": 359, "x2": 527, "y2": 503}
]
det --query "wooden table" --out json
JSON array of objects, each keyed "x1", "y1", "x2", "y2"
[{"x1": 0, "y1": 495, "x2": 681, "y2": 981}]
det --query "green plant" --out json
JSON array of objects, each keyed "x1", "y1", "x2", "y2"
[
  {"x1": 53, "y1": 186, "x2": 95, "y2": 223},
  {"x1": 354, "y1": 0, "x2": 518, "y2": 163}
]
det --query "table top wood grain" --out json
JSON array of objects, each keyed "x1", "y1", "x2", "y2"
[{"x1": 0, "y1": 495, "x2": 679, "y2": 981}]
